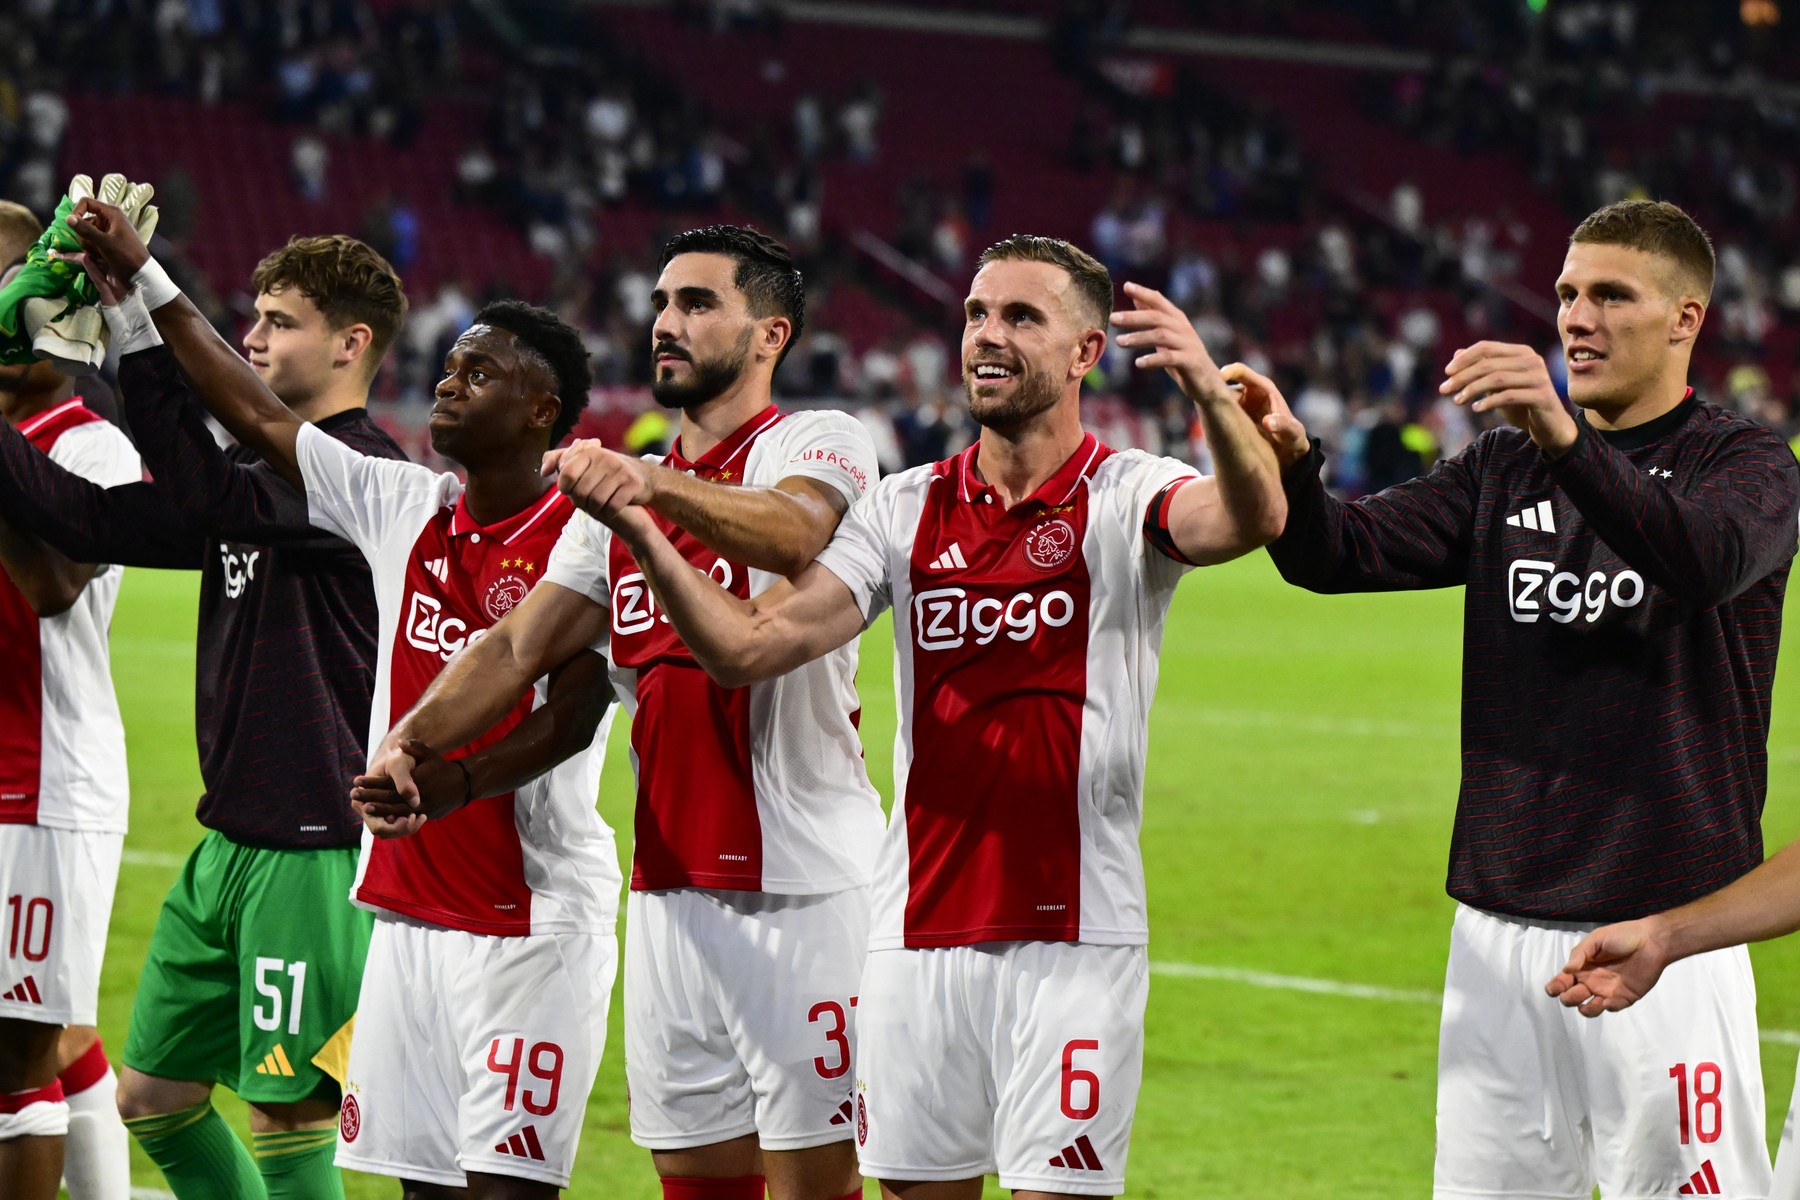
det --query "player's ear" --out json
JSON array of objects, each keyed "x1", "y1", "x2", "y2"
[
  {"x1": 335, "y1": 323, "x2": 374, "y2": 371},
  {"x1": 1072, "y1": 326, "x2": 1106, "y2": 381},
  {"x1": 532, "y1": 388, "x2": 562, "y2": 436},
  {"x1": 1670, "y1": 295, "x2": 1705, "y2": 347},
  {"x1": 757, "y1": 315, "x2": 792, "y2": 366}
]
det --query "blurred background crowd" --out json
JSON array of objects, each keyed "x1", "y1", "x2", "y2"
[{"x1": 1, "y1": 0, "x2": 1795, "y2": 493}]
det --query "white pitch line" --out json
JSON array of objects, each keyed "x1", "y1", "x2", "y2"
[
  {"x1": 131, "y1": 1189, "x2": 176, "y2": 1199},
  {"x1": 121, "y1": 848, "x2": 186, "y2": 869},
  {"x1": 1151, "y1": 961, "x2": 1800, "y2": 1047}
]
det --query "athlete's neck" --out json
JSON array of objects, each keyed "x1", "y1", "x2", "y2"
[
  {"x1": 460, "y1": 459, "x2": 557, "y2": 529},
  {"x1": 971, "y1": 391, "x2": 1086, "y2": 509},
  {"x1": 287, "y1": 377, "x2": 372, "y2": 425},
  {"x1": 674, "y1": 379, "x2": 775, "y2": 462},
  {"x1": 1578, "y1": 367, "x2": 1692, "y2": 433}
]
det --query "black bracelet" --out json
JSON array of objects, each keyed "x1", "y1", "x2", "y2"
[{"x1": 451, "y1": 757, "x2": 472, "y2": 807}]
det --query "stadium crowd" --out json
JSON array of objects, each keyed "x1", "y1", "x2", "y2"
[{"x1": 1, "y1": 0, "x2": 1796, "y2": 492}]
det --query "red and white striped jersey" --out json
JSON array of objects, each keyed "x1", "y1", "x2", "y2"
[
  {"x1": 543, "y1": 406, "x2": 884, "y2": 895},
  {"x1": 0, "y1": 399, "x2": 140, "y2": 833},
  {"x1": 813, "y1": 433, "x2": 1199, "y2": 949},
  {"x1": 295, "y1": 423, "x2": 619, "y2": 936}
]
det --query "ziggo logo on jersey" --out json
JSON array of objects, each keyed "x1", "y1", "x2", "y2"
[
  {"x1": 1507, "y1": 559, "x2": 1646, "y2": 624},
  {"x1": 405, "y1": 592, "x2": 488, "y2": 660},
  {"x1": 913, "y1": 586, "x2": 1076, "y2": 650},
  {"x1": 611, "y1": 562, "x2": 734, "y2": 635}
]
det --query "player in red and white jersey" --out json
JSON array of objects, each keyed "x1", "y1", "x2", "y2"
[
  {"x1": 61, "y1": 194, "x2": 621, "y2": 1199},
  {"x1": 358, "y1": 226, "x2": 882, "y2": 1200},
  {"x1": 574, "y1": 235, "x2": 1286, "y2": 1199},
  {"x1": 0, "y1": 247, "x2": 139, "y2": 1198}
]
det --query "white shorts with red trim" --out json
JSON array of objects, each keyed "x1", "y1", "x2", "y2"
[
  {"x1": 0, "y1": 1081, "x2": 68, "y2": 1139},
  {"x1": 0, "y1": 825, "x2": 122, "y2": 1026},
  {"x1": 1436, "y1": 904, "x2": 1769, "y2": 1200},
  {"x1": 623, "y1": 886, "x2": 870, "y2": 1152},
  {"x1": 854, "y1": 941, "x2": 1147, "y2": 1195},
  {"x1": 334, "y1": 913, "x2": 615, "y2": 1189}
]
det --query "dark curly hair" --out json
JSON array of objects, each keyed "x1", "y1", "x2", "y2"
[
  {"x1": 658, "y1": 224, "x2": 805, "y2": 364},
  {"x1": 251, "y1": 235, "x2": 408, "y2": 373},
  {"x1": 473, "y1": 300, "x2": 593, "y2": 447}
]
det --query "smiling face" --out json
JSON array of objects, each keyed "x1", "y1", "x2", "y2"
[
  {"x1": 1555, "y1": 242, "x2": 1705, "y2": 416},
  {"x1": 241, "y1": 287, "x2": 360, "y2": 407},
  {"x1": 648, "y1": 251, "x2": 764, "y2": 410},
  {"x1": 960, "y1": 259, "x2": 1103, "y2": 433},
  {"x1": 429, "y1": 324, "x2": 559, "y2": 465}
]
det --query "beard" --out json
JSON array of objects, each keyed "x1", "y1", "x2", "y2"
[
  {"x1": 963, "y1": 362, "x2": 1061, "y2": 432},
  {"x1": 650, "y1": 327, "x2": 752, "y2": 410}
]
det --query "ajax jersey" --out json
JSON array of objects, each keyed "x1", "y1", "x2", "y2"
[
  {"x1": 296, "y1": 424, "x2": 618, "y2": 936},
  {"x1": 0, "y1": 400, "x2": 140, "y2": 832},
  {"x1": 543, "y1": 406, "x2": 884, "y2": 895},
  {"x1": 814, "y1": 434, "x2": 1198, "y2": 950}
]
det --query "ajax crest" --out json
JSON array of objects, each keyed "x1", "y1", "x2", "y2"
[
  {"x1": 485, "y1": 573, "x2": 530, "y2": 622},
  {"x1": 340, "y1": 1094, "x2": 361, "y2": 1143},
  {"x1": 1023, "y1": 518, "x2": 1076, "y2": 570}
]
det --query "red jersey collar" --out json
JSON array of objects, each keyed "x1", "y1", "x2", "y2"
[
  {"x1": 17, "y1": 397, "x2": 89, "y2": 438},
  {"x1": 669, "y1": 406, "x2": 783, "y2": 479},
  {"x1": 449, "y1": 485, "x2": 570, "y2": 546},
  {"x1": 955, "y1": 431, "x2": 1106, "y2": 509}
]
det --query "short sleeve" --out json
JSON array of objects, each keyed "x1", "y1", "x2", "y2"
[
  {"x1": 771, "y1": 410, "x2": 878, "y2": 506},
  {"x1": 543, "y1": 510, "x2": 614, "y2": 624},
  {"x1": 46, "y1": 421, "x2": 141, "y2": 490},
  {"x1": 1121, "y1": 452, "x2": 1202, "y2": 589},
  {"x1": 813, "y1": 474, "x2": 898, "y2": 625},
  {"x1": 295, "y1": 421, "x2": 454, "y2": 554}
]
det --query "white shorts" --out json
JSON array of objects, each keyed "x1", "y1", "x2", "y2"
[
  {"x1": 0, "y1": 825, "x2": 122, "y2": 1026},
  {"x1": 1436, "y1": 904, "x2": 1769, "y2": 1200},
  {"x1": 624, "y1": 886, "x2": 869, "y2": 1152},
  {"x1": 855, "y1": 942, "x2": 1147, "y2": 1196},
  {"x1": 335, "y1": 913, "x2": 616, "y2": 1189}
]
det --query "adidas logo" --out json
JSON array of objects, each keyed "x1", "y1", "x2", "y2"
[
  {"x1": 1048, "y1": 1134, "x2": 1105, "y2": 1172},
  {"x1": 254, "y1": 1046, "x2": 297, "y2": 1077},
  {"x1": 829, "y1": 1099, "x2": 854, "y2": 1126},
  {"x1": 424, "y1": 557, "x2": 449, "y2": 583},
  {"x1": 1505, "y1": 499, "x2": 1557, "y2": 533},
  {"x1": 1679, "y1": 1160, "x2": 1721, "y2": 1195},
  {"x1": 494, "y1": 1125, "x2": 547, "y2": 1161},
  {"x1": 1, "y1": 975, "x2": 41, "y2": 1004},
  {"x1": 928, "y1": 543, "x2": 968, "y2": 571}
]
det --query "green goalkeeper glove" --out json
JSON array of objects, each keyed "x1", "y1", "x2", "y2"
[{"x1": 0, "y1": 175, "x2": 159, "y2": 374}]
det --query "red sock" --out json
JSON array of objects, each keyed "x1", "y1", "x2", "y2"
[
  {"x1": 832, "y1": 1191, "x2": 863, "y2": 1200},
  {"x1": 58, "y1": 1037, "x2": 109, "y2": 1096},
  {"x1": 660, "y1": 1175, "x2": 765, "y2": 1200}
]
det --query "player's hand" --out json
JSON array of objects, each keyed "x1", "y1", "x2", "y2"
[
  {"x1": 1543, "y1": 917, "x2": 1670, "y2": 1015},
  {"x1": 1111, "y1": 282, "x2": 1233, "y2": 407},
  {"x1": 547, "y1": 439, "x2": 657, "y2": 521},
  {"x1": 351, "y1": 735, "x2": 466, "y2": 838},
  {"x1": 1440, "y1": 342, "x2": 1579, "y2": 458},
  {"x1": 1221, "y1": 362, "x2": 1310, "y2": 470},
  {"x1": 60, "y1": 190, "x2": 158, "y2": 283}
]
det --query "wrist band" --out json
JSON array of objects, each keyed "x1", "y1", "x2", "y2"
[
  {"x1": 130, "y1": 257, "x2": 181, "y2": 311},
  {"x1": 101, "y1": 291, "x2": 165, "y2": 356},
  {"x1": 451, "y1": 756, "x2": 473, "y2": 807}
]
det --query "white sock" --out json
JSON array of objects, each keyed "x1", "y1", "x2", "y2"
[{"x1": 61, "y1": 1065, "x2": 129, "y2": 1200}]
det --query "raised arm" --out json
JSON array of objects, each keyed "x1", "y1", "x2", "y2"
[
  {"x1": 1110, "y1": 283, "x2": 1285, "y2": 563},
  {"x1": 1546, "y1": 837, "x2": 1800, "y2": 1015},
  {"x1": 0, "y1": 411, "x2": 204, "y2": 570},
  {"x1": 1444, "y1": 340, "x2": 1799, "y2": 608},
  {"x1": 1231, "y1": 365, "x2": 1480, "y2": 593},
  {"x1": 62, "y1": 196, "x2": 305, "y2": 488},
  {"x1": 603, "y1": 505, "x2": 866, "y2": 688}
]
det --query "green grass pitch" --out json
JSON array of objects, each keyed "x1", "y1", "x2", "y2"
[{"x1": 100, "y1": 554, "x2": 1800, "y2": 1197}]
